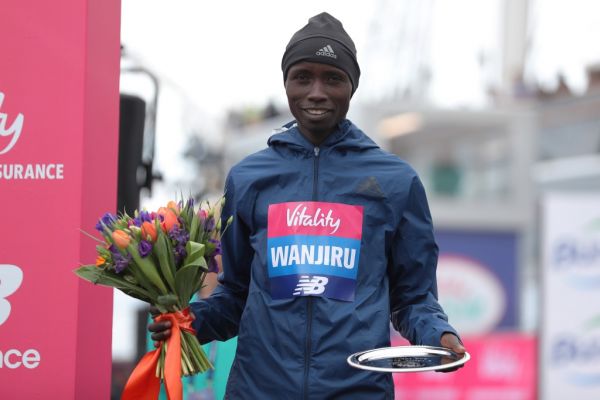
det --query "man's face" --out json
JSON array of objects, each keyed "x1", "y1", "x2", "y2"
[{"x1": 285, "y1": 62, "x2": 352, "y2": 145}]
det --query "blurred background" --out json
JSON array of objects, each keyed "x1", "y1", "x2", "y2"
[{"x1": 113, "y1": 0, "x2": 600, "y2": 399}]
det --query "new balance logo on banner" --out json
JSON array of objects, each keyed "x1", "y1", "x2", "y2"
[
  {"x1": 0, "y1": 264, "x2": 23, "y2": 326},
  {"x1": 316, "y1": 45, "x2": 337, "y2": 59},
  {"x1": 293, "y1": 275, "x2": 329, "y2": 296}
]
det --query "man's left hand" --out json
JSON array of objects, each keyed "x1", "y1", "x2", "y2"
[{"x1": 438, "y1": 332, "x2": 466, "y2": 373}]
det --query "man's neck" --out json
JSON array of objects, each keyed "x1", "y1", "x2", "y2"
[{"x1": 298, "y1": 126, "x2": 334, "y2": 146}]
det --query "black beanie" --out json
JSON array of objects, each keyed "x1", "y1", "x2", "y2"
[{"x1": 282, "y1": 12, "x2": 360, "y2": 93}]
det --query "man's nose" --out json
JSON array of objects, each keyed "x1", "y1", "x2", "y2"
[{"x1": 307, "y1": 80, "x2": 327, "y2": 102}]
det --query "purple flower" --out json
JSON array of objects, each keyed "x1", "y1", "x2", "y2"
[
  {"x1": 114, "y1": 254, "x2": 131, "y2": 273},
  {"x1": 132, "y1": 211, "x2": 153, "y2": 227},
  {"x1": 114, "y1": 256, "x2": 131, "y2": 273},
  {"x1": 204, "y1": 216, "x2": 215, "y2": 232},
  {"x1": 138, "y1": 240, "x2": 153, "y2": 258},
  {"x1": 208, "y1": 239, "x2": 221, "y2": 256},
  {"x1": 109, "y1": 244, "x2": 132, "y2": 273},
  {"x1": 95, "y1": 212, "x2": 117, "y2": 232},
  {"x1": 168, "y1": 225, "x2": 190, "y2": 267},
  {"x1": 168, "y1": 225, "x2": 190, "y2": 245},
  {"x1": 208, "y1": 256, "x2": 219, "y2": 273},
  {"x1": 174, "y1": 244, "x2": 187, "y2": 266}
]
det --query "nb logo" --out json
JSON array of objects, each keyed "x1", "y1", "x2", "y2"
[
  {"x1": 293, "y1": 275, "x2": 329, "y2": 296},
  {"x1": 0, "y1": 265, "x2": 23, "y2": 325},
  {"x1": 0, "y1": 91, "x2": 25, "y2": 155}
]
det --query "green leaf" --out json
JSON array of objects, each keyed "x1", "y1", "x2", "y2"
[
  {"x1": 124, "y1": 259, "x2": 160, "y2": 298},
  {"x1": 154, "y1": 220, "x2": 176, "y2": 271},
  {"x1": 128, "y1": 244, "x2": 169, "y2": 294},
  {"x1": 193, "y1": 270, "x2": 207, "y2": 295},
  {"x1": 184, "y1": 256, "x2": 207, "y2": 270},
  {"x1": 183, "y1": 242, "x2": 208, "y2": 270},
  {"x1": 155, "y1": 232, "x2": 176, "y2": 292},
  {"x1": 157, "y1": 294, "x2": 180, "y2": 308},
  {"x1": 174, "y1": 264, "x2": 202, "y2": 306},
  {"x1": 74, "y1": 265, "x2": 154, "y2": 303},
  {"x1": 189, "y1": 213, "x2": 200, "y2": 242},
  {"x1": 204, "y1": 241, "x2": 216, "y2": 257}
]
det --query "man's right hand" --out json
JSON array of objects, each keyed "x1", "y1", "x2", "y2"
[
  {"x1": 148, "y1": 324, "x2": 172, "y2": 348},
  {"x1": 147, "y1": 306, "x2": 195, "y2": 348}
]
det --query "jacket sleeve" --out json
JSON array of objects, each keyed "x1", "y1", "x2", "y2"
[
  {"x1": 191, "y1": 172, "x2": 252, "y2": 344},
  {"x1": 388, "y1": 175, "x2": 459, "y2": 346}
]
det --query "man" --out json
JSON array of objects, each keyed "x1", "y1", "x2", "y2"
[{"x1": 151, "y1": 12, "x2": 465, "y2": 399}]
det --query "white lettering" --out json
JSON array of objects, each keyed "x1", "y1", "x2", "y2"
[
  {"x1": 289, "y1": 245, "x2": 300, "y2": 265},
  {"x1": 314, "y1": 246, "x2": 323, "y2": 265},
  {"x1": 343, "y1": 248, "x2": 356, "y2": 269},
  {"x1": 47, "y1": 164, "x2": 55, "y2": 179},
  {"x1": 22, "y1": 349, "x2": 41, "y2": 369},
  {"x1": 331, "y1": 246, "x2": 343, "y2": 267},
  {"x1": 0, "y1": 164, "x2": 65, "y2": 180},
  {"x1": 271, "y1": 246, "x2": 289, "y2": 267},
  {"x1": 270, "y1": 246, "x2": 357, "y2": 270},
  {"x1": 286, "y1": 204, "x2": 341, "y2": 234},
  {"x1": 24, "y1": 164, "x2": 34, "y2": 179},
  {"x1": 301, "y1": 245, "x2": 314, "y2": 264},
  {"x1": 56, "y1": 163, "x2": 64, "y2": 179},
  {"x1": 0, "y1": 349, "x2": 41, "y2": 369},
  {"x1": 0, "y1": 92, "x2": 25, "y2": 155},
  {"x1": 3, "y1": 349, "x2": 21, "y2": 368},
  {"x1": 36, "y1": 164, "x2": 46, "y2": 178}
]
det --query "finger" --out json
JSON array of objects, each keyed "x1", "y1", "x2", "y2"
[
  {"x1": 151, "y1": 329, "x2": 171, "y2": 342},
  {"x1": 438, "y1": 365, "x2": 463, "y2": 373},
  {"x1": 148, "y1": 321, "x2": 171, "y2": 333},
  {"x1": 148, "y1": 306, "x2": 161, "y2": 318},
  {"x1": 437, "y1": 356, "x2": 465, "y2": 373},
  {"x1": 448, "y1": 339, "x2": 466, "y2": 355}
]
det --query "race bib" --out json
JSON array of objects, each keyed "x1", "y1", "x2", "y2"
[{"x1": 267, "y1": 201, "x2": 363, "y2": 301}]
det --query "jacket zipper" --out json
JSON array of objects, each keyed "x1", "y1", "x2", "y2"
[{"x1": 303, "y1": 146, "x2": 320, "y2": 400}]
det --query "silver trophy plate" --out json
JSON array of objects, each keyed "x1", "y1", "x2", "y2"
[{"x1": 347, "y1": 345, "x2": 470, "y2": 373}]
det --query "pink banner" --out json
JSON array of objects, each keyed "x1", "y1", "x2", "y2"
[
  {"x1": 0, "y1": 0, "x2": 120, "y2": 398},
  {"x1": 392, "y1": 333, "x2": 537, "y2": 400},
  {"x1": 268, "y1": 201, "x2": 364, "y2": 239}
]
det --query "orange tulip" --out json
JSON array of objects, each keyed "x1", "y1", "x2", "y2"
[
  {"x1": 95, "y1": 256, "x2": 106, "y2": 267},
  {"x1": 141, "y1": 221, "x2": 158, "y2": 242},
  {"x1": 161, "y1": 209, "x2": 180, "y2": 232},
  {"x1": 112, "y1": 229, "x2": 131, "y2": 249},
  {"x1": 166, "y1": 200, "x2": 180, "y2": 214}
]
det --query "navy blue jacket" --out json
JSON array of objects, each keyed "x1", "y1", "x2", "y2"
[{"x1": 191, "y1": 120, "x2": 458, "y2": 399}]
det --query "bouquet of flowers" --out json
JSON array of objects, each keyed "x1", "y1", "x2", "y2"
[{"x1": 74, "y1": 197, "x2": 230, "y2": 400}]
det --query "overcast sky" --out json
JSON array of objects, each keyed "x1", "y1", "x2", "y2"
[{"x1": 121, "y1": 1, "x2": 375, "y2": 118}]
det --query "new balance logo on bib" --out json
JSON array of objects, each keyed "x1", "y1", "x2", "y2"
[
  {"x1": 267, "y1": 202, "x2": 363, "y2": 301},
  {"x1": 293, "y1": 275, "x2": 329, "y2": 296}
]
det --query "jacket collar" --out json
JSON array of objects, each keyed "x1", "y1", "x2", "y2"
[{"x1": 267, "y1": 119, "x2": 378, "y2": 152}]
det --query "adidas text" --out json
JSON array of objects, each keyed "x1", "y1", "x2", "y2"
[{"x1": 316, "y1": 45, "x2": 337, "y2": 59}]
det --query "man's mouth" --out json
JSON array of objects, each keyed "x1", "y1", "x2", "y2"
[{"x1": 303, "y1": 108, "x2": 330, "y2": 116}]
